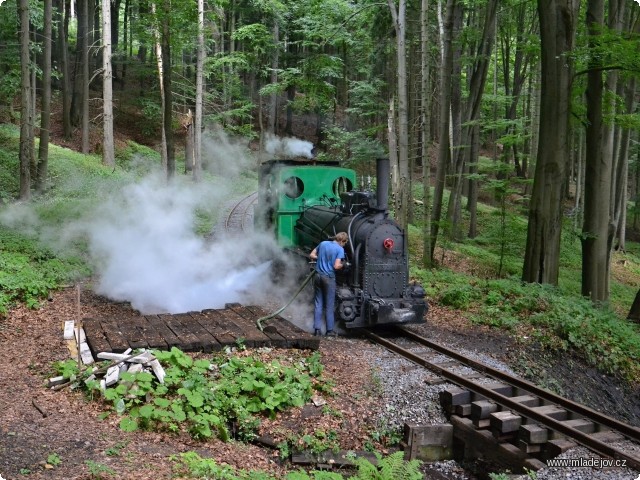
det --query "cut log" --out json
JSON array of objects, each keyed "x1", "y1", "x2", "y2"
[
  {"x1": 63, "y1": 321, "x2": 75, "y2": 340},
  {"x1": 104, "y1": 365, "x2": 120, "y2": 386}
]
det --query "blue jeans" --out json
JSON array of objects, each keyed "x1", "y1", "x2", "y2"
[{"x1": 314, "y1": 274, "x2": 336, "y2": 332}]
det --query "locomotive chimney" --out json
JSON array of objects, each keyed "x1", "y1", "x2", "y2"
[{"x1": 376, "y1": 157, "x2": 390, "y2": 211}]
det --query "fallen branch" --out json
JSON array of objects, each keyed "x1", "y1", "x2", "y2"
[{"x1": 32, "y1": 398, "x2": 48, "y2": 418}]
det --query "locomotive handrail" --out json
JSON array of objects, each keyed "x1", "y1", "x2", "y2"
[{"x1": 346, "y1": 211, "x2": 365, "y2": 257}]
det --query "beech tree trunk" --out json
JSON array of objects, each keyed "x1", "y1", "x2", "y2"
[
  {"x1": 36, "y1": 0, "x2": 53, "y2": 193},
  {"x1": 161, "y1": 2, "x2": 175, "y2": 178},
  {"x1": 421, "y1": 0, "x2": 433, "y2": 268},
  {"x1": 193, "y1": 0, "x2": 204, "y2": 182},
  {"x1": 581, "y1": 0, "x2": 611, "y2": 302},
  {"x1": 102, "y1": 0, "x2": 116, "y2": 167},
  {"x1": 81, "y1": 0, "x2": 90, "y2": 153},
  {"x1": 18, "y1": 0, "x2": 33, "y2": 200},
  {"x1": 446, "y1": 0, "x2": 497, "y2": 239},
  {"x1": 522, "y1": 0, "x2": 579, "y2": 285},
  {"x1": 430, "y1": 0, "x2": 456, "y2": 261},
  {"x1": 58, "y1": 0, "x2": 72, "y2": 139},
  {"x1": 388, "y1": 0, "x2": 409, "y2": 230}
]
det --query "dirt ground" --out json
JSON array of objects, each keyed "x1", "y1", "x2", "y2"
[{"x1": 0, "y1": 288, "x2": 639, "y2": 480}]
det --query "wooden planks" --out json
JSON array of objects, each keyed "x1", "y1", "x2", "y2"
[{"x1": 82, "y1": 305, "x2": 318, "y2": 355}]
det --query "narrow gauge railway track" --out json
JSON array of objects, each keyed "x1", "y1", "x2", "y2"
[
  {"x1": 224, "y1": 191, "x2": 258, "y2": 233},
  {"x1": 363, "y1": 326, "x2": 640, "y2": 471}
]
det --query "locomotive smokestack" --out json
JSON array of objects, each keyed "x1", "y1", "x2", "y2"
[{"x1": 376, "y1": 157, "x2": 390, "y2": 211}]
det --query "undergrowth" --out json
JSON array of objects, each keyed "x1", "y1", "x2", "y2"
[
  {"x1": 413, "y1": 267, "x2": 640, "y2": 382},
  {"x1": 0, "y1": 229, "x2": 90, "y2": 314},
  {"x1": 55, "y1": 347, "x2": 329, "y2": 442},
  {"x1": 172, "y1": 450, "x2": 423, "y2": 480}
]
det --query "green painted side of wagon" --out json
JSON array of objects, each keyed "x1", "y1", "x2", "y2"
[{"x1": 257, "y1": 162, "x2": 356, "y2": 248}]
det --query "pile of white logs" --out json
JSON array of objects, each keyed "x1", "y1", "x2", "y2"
[{"x1": 48, "y1": 320, "x2": 166, "y2": 390}]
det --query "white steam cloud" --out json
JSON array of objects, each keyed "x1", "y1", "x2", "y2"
[
  {"x1": 0, "y1": 130, "x2": 318, "y2": 329},
  {"x1": 86, "y1": 174, "x2": 282, "y2": 314},
  {"x1": 264, "y1": 133, "x2": 314, "y2": 158},
  {"x1": 202, "y1": 126, "x2": 255, "y2": 177}
]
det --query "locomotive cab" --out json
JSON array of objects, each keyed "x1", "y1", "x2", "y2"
[{"x1": 255, "y1": 160, "x2": 356, "y2": 248}]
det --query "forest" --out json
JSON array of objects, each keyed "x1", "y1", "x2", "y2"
[
  {"x1": 2, "y1": 0, "x2": 640, "y2": 303},
  {"x1": 1, "y1": 1, "x2": 640, "y2": 478}
]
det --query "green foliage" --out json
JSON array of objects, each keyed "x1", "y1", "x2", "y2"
[
  {"x1": 488, "y1": 473, "x2": 510, "y2": 480},
  {"x1": 172, "y1": 451, "x2": 423, "y2": 480},
  {"x1": 0, "y1": 229, "x2": 90, "y2": 315},
  {"x1": 136, "y1": 98, "x2": 163, "y2": 137},
  {"x1": 85, "y1": 460, "x2": 116, "y2": 479},
  {"x1": 315, "y1": 125, "x2": 385, "y2": 169},
  {"x1": 278, "y1": 429, "x2": 340, "y2": 458},
  {"x1": 351, "y1": 452, "x2": 422, "y2": 480},
  {"x1": 439, "y1": 284, "x2": 481, "y2": 310},
  {"x1": 79, "y1": 347, "x2": 329, "y2": 441},
  {"x1": 104, "y1": 441, "x2": 129, "y2": 457},
  {"x1": 368, "y1": 424, "x2": 402, "y2": 448},
  {"x1": 413, "y1": 263, "x2": 640, "y2": 381},
  {"x1": 46, "y1": 453, "x2": 62, "y2": 467},
  {"x1": 0, "y1": 125, "x2": 20, "y2": 200}
]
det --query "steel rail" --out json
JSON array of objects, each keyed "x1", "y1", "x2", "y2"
[
  {"x1": 394, "y1": 326, "x2": 640, "y2": 442},
  {"x1": 363, "y1": 328, "x2": 640, "y2": 470},
  {"x1": 224, "y1": 192, "x2": 258, "y2": 232}
]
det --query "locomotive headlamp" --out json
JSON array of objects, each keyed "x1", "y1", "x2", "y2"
[{"x1": 383, "y1": 238, "x2": 394, "y2": 252}]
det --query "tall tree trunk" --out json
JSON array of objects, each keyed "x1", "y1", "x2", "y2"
[
  {"x1": 614, "y1": 77, "x2": 636, "y2": 252},
  {"x1": 36, "y1": 0, "x2": 52, "y2": 193},
  {"x1": 581, "y1": 0, "x2": 612, "y2": 302},
  {"x1": 161, "y1": 2, "x2": 175, "y2": 179},
  {"x1": 522, "y1": 0, "x2": 579, "y2": 285},
  {"x1": 152, "y1": 3, "x2": 167, "y2": 172},
  {"x1": 446, "y1": 0, "x2": 497, "y2": 239},
  {"x1": 102, "y1": 0, "x2": 115, "y2": 167},
  {"x1": 467, "y1": 125, "x2": 480, "y2": 238},
  {"x1": 388, "y1": 0, "x2": 409, "y2": 230},
  {"x1": 121, "y1": 0, "x2": 130, "y2": 89},
  {"x1": 430, "y1": 0, "x2": 455, "y2": 261},
  {"x1": 81, "y1": 0, "x2": 90, "y2": 153},
  {"x1": 70, "y1": 0, "x2": 85, "y2": 127},
  {"x1": 421, "y1": 0, "x2": 433, "y2": 268},
  {"x1": 268, "y1": 20, "x2": 279, "y2": 135},
  {"x1": 18, "y1": 0, "x2": 33, "y2": 200},
  {"x1": 58, "y1": 0, "x2": 72, "y2": 139},
  {"x1": 193, "y1": 0, "x2": 204, "y2": 182}
]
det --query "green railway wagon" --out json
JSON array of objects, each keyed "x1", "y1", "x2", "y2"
[{"x1": 256, "y1": 160, "x2": 356, "y2": 248}]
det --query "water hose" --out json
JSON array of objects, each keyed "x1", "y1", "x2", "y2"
[{"x1": 256, "y1": 269, "x2": 316, "y2": 331}]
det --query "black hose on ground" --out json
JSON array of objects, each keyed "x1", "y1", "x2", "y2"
[{"x1": 256, "y1": 269, "x2": 316, "y2": 331}]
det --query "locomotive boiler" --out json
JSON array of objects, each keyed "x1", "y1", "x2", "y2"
[{"x1": 255, "y1": 157, "x2": 427, "y2": 329}]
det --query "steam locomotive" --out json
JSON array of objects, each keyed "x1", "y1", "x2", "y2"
[{"x1": 255, "y1": 158, "x2": 427, "y2": 329}]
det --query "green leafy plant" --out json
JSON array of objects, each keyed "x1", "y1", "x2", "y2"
[
  {"x1": 0, "y1": 229, "x2": 89, "y2": 315},
  {"x1": 488, "y1": 473, "x2": 510, "y2": 480},
  {"x1": 105, "y1": 441, "x2": 129, "y2": 457},
  {"x1": 351, "y1": 451, "x2": 422, "y2": 480},
  {"x1": 46, "y1": 453, "x2": 62, "y2": 467},
  {"x1": 85, "y1": 460, "x2": 116, "y2": 479},
  {"x1": 172, "y1": 451, "x2": 423, "y2": 480},
  {"x1": 369, "y1": 423, "x2": 403, "y2": 448},
  {"x1": 78, "y1": 347, "x2": 329, "y2": 441}
]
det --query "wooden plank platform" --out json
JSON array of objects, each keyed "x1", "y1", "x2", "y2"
[{"x1": 83, "y1": 305, "x2": 319, "y2": 356}]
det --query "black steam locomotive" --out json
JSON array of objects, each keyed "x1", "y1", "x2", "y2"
[{"x1": 255, "y1": 157, "x2": 427, "y2": 329}]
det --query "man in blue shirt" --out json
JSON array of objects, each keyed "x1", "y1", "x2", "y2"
[{"x1": 309, "y1": 232, "x2": 348, "y2": 337}]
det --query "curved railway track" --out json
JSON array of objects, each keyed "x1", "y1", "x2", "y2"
[
  {"x1": 364, "y1": 326, "x2": 640, "y2": 471},
  {"x1": 224, "y1": 191, "x2": 258, "y2": 233}
]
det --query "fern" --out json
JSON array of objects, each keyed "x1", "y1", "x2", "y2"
[{"x1": 352, "y1": 452, "x2": 422, "y2": 480}]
